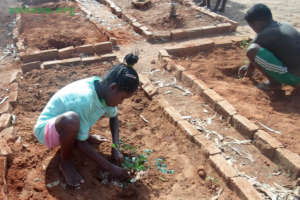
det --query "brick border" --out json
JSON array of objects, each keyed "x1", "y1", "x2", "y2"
[
  {"x1": 139, "y1": 74, "x2": 263, "y2": 200},
  {"x1": 22, "y1": 53, "x2": 117, "y2": 73},
  {"x1": 0, "y1": 81, "x2": 19, "y2": 200},
  {"x1": 157, "y1": 38, "x2": 300, "y2": 179},
  {"x1": 20, "y1": 42, "x2": 113, "y2": 66},
  {"x1": 97, "y1": 0, "x2": 238, "y2": 42}
]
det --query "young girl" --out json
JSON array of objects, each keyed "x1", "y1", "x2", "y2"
[{"x1": 34, "y1": 53, "x2": 139, "y2": 188}]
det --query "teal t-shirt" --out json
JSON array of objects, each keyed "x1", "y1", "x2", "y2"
[{"x1": 34, "y1": 76, "x2": 118, "y2": 144}]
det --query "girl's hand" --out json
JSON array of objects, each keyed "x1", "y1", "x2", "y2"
[
  {"x1": 111, "y1": 148, "x2": 125, "y2": 165},
  {"x1": 110, "y1": 165, "x2": 129, "y2": 180}
]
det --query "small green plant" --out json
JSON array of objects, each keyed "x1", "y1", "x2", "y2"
[
  {"x1": 239, "y1": 39, "x2": 251, "y2": 49},
  {"x1": 112, "y1": 141, "x2": 152, "y2": 173}
]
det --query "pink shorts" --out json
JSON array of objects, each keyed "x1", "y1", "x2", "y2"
[{"x1": 44, "y1": 118, "x2": 60, "y2": 149}]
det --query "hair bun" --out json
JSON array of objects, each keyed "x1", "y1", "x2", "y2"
[{"x1": 124, "y1": 53, "x2": 139, "y2": 67}]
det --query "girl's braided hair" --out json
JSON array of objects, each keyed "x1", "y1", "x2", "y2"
[{"x1": 102, "y1": 53, "x2": 139, "y2": 93}]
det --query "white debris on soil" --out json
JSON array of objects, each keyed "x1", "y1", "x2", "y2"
[
  {"x1": 257, "y1": 121, "x2": 281, "y2": 135},
  {"x1": 237, "y1": 171, "x2": 300, "y2": 200},
  {"x1": 153, "y1": 77, "x2": 193, "y2": 96},
  {"x1": 211, "y1": 188, "x2": 223, "y2": 200}
]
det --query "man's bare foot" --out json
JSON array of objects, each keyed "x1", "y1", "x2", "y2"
[
  {"x1": 59, "y1": 160, "x2": 84, "y2": 188},
  {"x1": 87, "y1": 135, "x2": 109, "y2": 145}
]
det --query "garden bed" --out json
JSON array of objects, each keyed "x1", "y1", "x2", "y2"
[
  {"x1": 6, "y1": 60, "x2": 238, "y2": 199},
  {"x1": 172, "y1": 42, "x2": 300, "y2": 155},
  {"x1": 106, "y1": 0, "x2": 236, "y2": 41},
  {"x1": 18, "y1": 1, "x2": 109, "y2": 54}
]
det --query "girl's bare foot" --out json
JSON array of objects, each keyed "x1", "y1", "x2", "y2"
[{"x1": 59, "y1": 160, "x2": 84, "y2": 188}]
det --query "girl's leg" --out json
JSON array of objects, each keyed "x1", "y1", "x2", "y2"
[
  {"x1": 214, "y1": 0, "x2": 221, "y2": 11},
  {"x1": 55, "y1": 111, "x2": 83, "y2": 187}
]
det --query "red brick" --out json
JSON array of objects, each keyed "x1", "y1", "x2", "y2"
[
  {"x1": 81, "y1": 56, "x2": 103, "y2": 64},
  {"x1": 215, "y1": 100, "x2": 237, "y2": 122},
  {"x1": 75, "y1": 44, "x2": 95, "y2": 55},
  {"x1": 20, "y1": 52, "x2": 40, "y2": 63},
  {"x1": 229, "y1": 177, "x2": 263, "y2": 200},
  {"x1": 110, "y1": 37, "x2": 117, "y2": 46},
  {"x1": 94, "y1": 42, "x2": 112, "y2": 55},
  {"x1": 209, "y1": 154, "x2": 238, "y2": 182},
  {"x1": 194, "y1": 134, "x2": 221, "y2": 156},
  {"x1": 0, "y1": 127, "x2": 16, "y2": 143},
  {"x1": 163, "y1": 106, "x2": 182, "y2": 125},
  {"x1": 151, "y1": 32, "x2": 171, "y2": 42},
  {"x1": 143, "y1": 30, "x2": 153, "y2": 39},
  {"x1": 232, "y1": 114, "x2": 258, "y2": 139},
  {"x1": 200, "y1": 25, "x2": 219, "y2": 35},
  {"x1": 9, "y1": 71, "x2": 20, "y2": 84},
  {"x1": 143, "y1": 84, "x2": 158, "y2": 99},
  {"x1": 158, "y1": 50, "x2": 170, "y2": 60},
  {"x1": 192, "y1": 79, "x2": 209, "y2": 94},
  {"x1": 21, "y1": 61, "x2": 41, "y2": 73},
  {"x1": 274, "y1": 148, "x2": 300, "y2": 178},
  {"x1": 214, "y1": 38, "x2": 234, "y2": 47},
  {"x1": 0, "y1": 102, "x2": 12, "y2": 115},
  {"x1": 202, "y1": 89, "x2": 224, "y2": 108},
  {"x1": 59, "y1": 57, "x2": 81, "y2": 66},
  {"x1": 215, "y1": 23, "x2": 233, "y2": 33},
  {"x1": 174, "y1": 65, "x2": 185, "y2": 80},
  {"x1": 165, "y1": 39, "x2": 214, "y2": 56},
  {"x1": 253, "y1": 130, "x2": 283, "y2": 159},
  {"x1": 157, "y1": 97, "x2": 170, "y2": 109},
  {"x1": 0, "y1": 156, "x2": 7, "y2": 198},
  {"x1": 0, "y1": 138, "x2": 11, "y2": 156},
  {"x1": 181, "y1": 71, "x2": 197, "y2": 87},
  {"x1": 171, "y1": 29, "x2": 186, "y2": 40},
  {"x1": 38, "y1": 49, "x2": 58, "y2": 61},
  {"x1": 41, "y1": 60, "x2": 63, "y2": 69},
  {"x1": 99, "y1": 54, "x2": 117, "y2": 62},
  {"x1": 132, "y1": 22, "x2": 143, "y2": 33},
  {"x1": 58, "y1": 46, "x2": 76, "y2": 59},
  {"x1": 0, "y1": 114, "x2": 12, "y2": 132},
  {"x1": 177, "y1": 120, "x2": 199, "y2": 141}
]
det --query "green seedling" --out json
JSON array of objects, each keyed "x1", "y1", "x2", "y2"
[
  {"x1": 155, "y1": 158, "x2": 174, "y2": 174},
  {"x1": 112, "y1": 141, "x2": 152, "y2": 173},
  {"x1": 239, "y1": 39, "x2": 251, "y2": 49}
]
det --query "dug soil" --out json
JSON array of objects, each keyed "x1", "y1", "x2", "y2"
[
  {"x1": 114, "y1": 0, "x2": 222, "y2": 32},
  {"x1": 19, "y1": 1, "x2": 108, "y2": 53},
  {"x1": 7, "y1": 61, "x2": 238, "y2": 199},
  {"x1": 174, "y1": 44, "x2": 300, "y2": 155}
]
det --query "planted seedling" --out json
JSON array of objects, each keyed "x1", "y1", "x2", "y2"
[{"x1": 112, "y1": 140, "x2": 152, "y2": 174}]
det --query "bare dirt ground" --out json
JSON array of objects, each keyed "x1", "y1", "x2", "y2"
[
  {"x1": 19, "y1": 1, "x2": 109, "y2": 53},
  {"x1": 205, "y1": 0, "x2": 300, "y2": 36},
  {"x1": 8, "y1": 61, "x2": 238, "y2": 200},
  {"x1": 173, "y1": 43, "x2": 300, "y2": 155}
]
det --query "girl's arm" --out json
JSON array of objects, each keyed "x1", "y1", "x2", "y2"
[
  {"x1": 110, "y1": 116, "x2": 124, "y2": 164},
  {"x1": 110, "y1": 116, "x2": 119, "y2": 145},
  {"x1": 77, "y1": 140, "x2": 128, "y2": 179}
]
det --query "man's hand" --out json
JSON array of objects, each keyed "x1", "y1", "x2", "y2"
[
  {"x1": 110, "y1": 165, "x2": 129, "y2": 180},
  {"x1": 111, "y1": 147, "x2": 125, "y2": 165}
]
